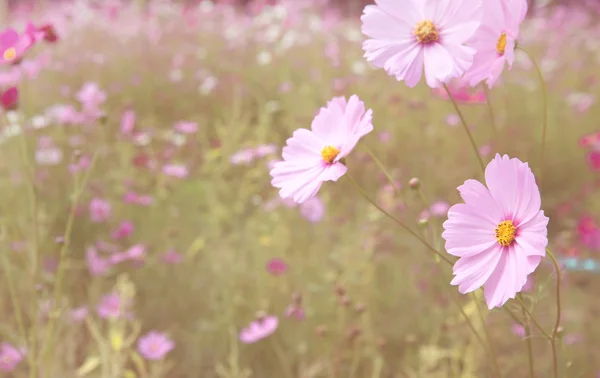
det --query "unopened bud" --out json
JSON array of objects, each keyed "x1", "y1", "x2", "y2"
[
  {"x1": 418, "y1": 218, "x2": 429, "y2": 227},
  {"x1": 334, "y1": 283, "x2": 346, "y2": 297},
  {"x1": 408, "y1": 177, "x2": 421, "y2": 189},
  {"x1": 339, "y1": 295, "x2": 351, "y2": 307},
  {"x1": 347, "y1": 326, "x2": 361, "y2": 342},
  {"x1": 354, "y1": 303, "x2": 366, "y2": 314}
]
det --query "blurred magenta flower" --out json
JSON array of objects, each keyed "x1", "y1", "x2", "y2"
[
  {"x1": 0, "y1": 86, "x2": 18, "y2": 110},
  {"x1": 137, "y1": 331, "x2": 175, "y2": 360},
  {"x1": 285, "y1": 305, "x2": 305, "y2": 321},
  {"x1": 579, "y1": 131, "x2": 600, "y2": 148},
  {"x1": 163, "y1": 164, "x2": 188, "y2": 178},
  {"x1": 511, "y1": 323, "x2": 525, "y2": 338},
  {"x1": 38, "y1": 24, "x2": 59, "y2": 43},
  {"x1": 161, "y1": 249, "x2": 183, "y2": 265},
  {"x1": 433, "y1": 78, "x2": 486, "y2": 104},
  {"x1": 442, "y1": 154, "x2": 548, "y2": 309},
  {"x1": 299, "y1": 196, "x2": 325, "y2": 223},
  {"x1": 270, "y1": 95, "x2": 373, "y2": 203},
  {"x1": 361, "y1": 0, "x2": 482, "y2": 88},
  {"x1": 76, "y1": 82, "x2": 106, "y2": 110},
  {"x1": 587, "y1": 151, "x2": 600, "y2": 171},
  {"x1": 125, "y1": 244, "x2": 146, "y2": 261},
  {"x1": 86, "y1": 246, "x2": 110, "y2": 276},
  {"x1": 120, "y1": 109, "x2": 136, "y2": 136},
  {"x1": 577, "y1": 215, "x2": 600, "y2": 251},
  {"x1": 463, "y1": 0, "x2": 528, "y2": 88},
  {"x1": 96, "y1": 292, "x2": 131, "y2": 319},
  {"x1": 89, "y1": 198, "x2": 111, "y2": 222},
  {"x1": 239, "y1": 315, "x2": 278, "y2": 343},
  {"x1": 0, "y1": 27, "x2": 34, "y2": 65},
  {"x1": 0, "y1": 343, "x2": 24, "y2": 372},
  {"x1": 266, "y1": 258, "x2": 288, "y2": 276},
  {"x1": 112, "y1": 221, "x2": 135, "y2": 240},
  {"x1": 123, "y1": 191, "x2": 153, "y2": 206},
  {"x1": 230, "y1": 148, "x2": 255, "y2": 165}
]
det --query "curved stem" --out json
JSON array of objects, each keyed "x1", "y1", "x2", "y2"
[
  {"x1": 515, "y1": 297, "x2": 552, "y2": 340},
  {"x1": 518, "y1": 45, "x2": 548, "y2": 189},
  {"x1": 473, "y1": 294, "x2": 502, "y2": 378},
  {"x1": 546, "y1": 248, "x2": 562, "y2": 378},
  {"x1": 518, "y1": 294, "x2": 536, "y2": 378},
  {"x1": 443, "y1": 83, "x2": 485, "y2": 174},
  {"x1": 361, "y1": 143, "x2": 400, "y2": 195},
  {"x1": 346, "y1": 174, "x2": 453, "y2": 266},
  {"x1": 482, "y1": 84, "x2": 498, "y2": 135}
]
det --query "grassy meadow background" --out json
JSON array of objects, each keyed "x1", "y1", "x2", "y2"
[{"x1": 0, "y1": 0, "x2": 599, "y2": 377}]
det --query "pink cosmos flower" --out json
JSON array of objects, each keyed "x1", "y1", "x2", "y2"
[
  {"x1": 137, "y1": 331, "x2": 175, "y2": 360},
  {"x1": 230, "y1": 148, "x2": 255, "y2": 165},
  {"x1": 511, "y1": 323, "x2": 525, "y2": 338},
  {"x1": 120, "y1": 109, "x2": 136, "y2": 136},
  {"x1": 76, "y1": 82, "x2": 106, "y2": 110},
  {"x1": 270, "y1": 95, "x2": 373, "y2": 203},
  {"x1": 239, "y1": 315, "x2": 279, "y2": 343},
  {"x1": 577, "y1": 215, "x2": 600, "y2": 251},
  {"x1": 0, "y1": 343, "x2": 24, "y2": 372},
  {"x1": 89, "y1": 198, "x2": 111, "y2": 222},
  {"x1": 430, "y1": 201, "x2": 450, "y2": 217},
  {"x1": 299, "y1": 196, "x2": 326, "y2": 223},
  {"x1": 432, "y1": 78, "x2": 487, "y2": 104},
  {"x1": 579, "y1": 131, "x2": 600, "y2": 148},
  {"x1": 463, "y1": 0, "x2": 528, "y2": 88},
  {"x1": 0, "y1": 28, "x2": 34, "y2": 65},
  {"x1": 112, "y1": 221, "x2": 134, "y2": 240},
  {"x1": 161, "y1": 249, "x2": 183, "y2": 264},
  {"x1": 174, "y1": 121, "x2": 198, "y2": 134},
  {"x1": 86, "y1": 246, "x2": 110, "y2": 276},
  {"x1": 125, "y1": 244, "x2": 146, "y2": 261},
  {"x1": 266, "y1": 258, "x2": 288, "y2": 276},
  {"x1": 361, "y1": 0, "x2": 482, "y2": 88},
  {"x1": 587, "y1": 151, "x2": 600, "y2": 171},
  {"x1": 96, "y1": 292, "x2": 131, "y2": 319},
  {"x1": 69, "y1": 306, "x2": 89, "y2": 322},
  {"x1": 0, "y1": 87, "x2": 18, "y2": 110},
  {"x1": 442, "y1": 154, "x2": 549, "y2": 309},
  {"x1": 162, "y1": 164, "x2": 188, "y2": 178}
]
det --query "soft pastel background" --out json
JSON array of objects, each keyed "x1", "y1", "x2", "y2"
[{"x1": 0, "y1": 0, "x2": 599, "y2": 377}]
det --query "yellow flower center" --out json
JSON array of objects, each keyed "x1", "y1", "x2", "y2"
[
  {"x1": 496, "y1": 32, "x2": 507, "y2": 55},
  {"x1": 414, "y1": 20, "x2": 439, "y2": 44},
  {"x1": 495, "y1": 220, "x2": 516, "y2": 247},
  {"x1": 321, "y1": 145, "x2": 340, "y2": 164},
  {"x1": 3, "y1": 47, "x2": 16, "y2": 62}
]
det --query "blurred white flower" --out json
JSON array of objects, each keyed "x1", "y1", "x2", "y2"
[
  {"x1": 257, "y1": 51, "x2": 272, "y2": 66},
  {"x1": 200, "y1": 76, "x2": 218, "y2": 95}
]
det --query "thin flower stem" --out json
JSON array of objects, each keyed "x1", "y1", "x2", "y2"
[
  {"x1": 271, "y1": 338, "x2": 293, "y2": 378},
  {"x1": 546, "y1": 248, "x2": 562, "y2": 378},
  {"x1": 361, "y1": 143, "x2": 400, "y2": 194},
  {"x1": 0, "y1": 254, "x2": 28, "y2": 355},
  {"x1": 443, "y1": 83, "x2": 485, "y2": 174},
  {"x1": 346, "y1": 173, "x2": 453, "y2": 266},
  {"x1": 518, "y1": 294, "x2": 536, "y2": 378},
  {"x1": 502, "y1": 307, "x2": 523, "y2": 326},
  {"x1": 482, "y1": 84, "x2": 498, "y2": 135},
  {"x1": 473, "y1": 294, "x2": 502, "y2": 378},
  {"x1": 39, "y1": 149, "x2": 101, "y2": 374},
  {"x1": 518, "y1": 45, "x2": 548, "y2": 189},
  {"x1": 515, "y1": 297, "x2": 552, "y2": 340}
]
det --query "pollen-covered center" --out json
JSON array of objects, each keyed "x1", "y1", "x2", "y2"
[
  {"x1": 321, "y1": 145, "x2": 340, "y2": 164},
  {"x1": 495, "y1": 220, "x2": 516, "y2": 247},
  {"x1": 2, "y1": 47, "x2": 16, "y2": 62},
  {"x1": 496, "y1": 32, "x2": 507, "y2": 55},
  {"x1": 414, "y1": 20, "x2": 439, "y2": 44}
]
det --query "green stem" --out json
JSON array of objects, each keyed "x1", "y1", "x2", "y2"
[
  {"x1": 345, "y1": 174, "x2": 453, "y2": 266},
  {"x1": 518, "y1": 294, "x2": 536, "y2": 378},
  {"x1": 361, "y1": 143, "x2": 400, "y2": 195},
  {"x1": 443, "y1": 83, "x2": 485, "y2": 174},
  {"x1": 518, "y1": 45, "x2": 548, "y2": 189},
  {"x1": 473, "y1": 293, "x2": 502, "y2": 378},
  {"x1": 515, "y1": 297, "x2": 552, "y2": 340},
  {"x1": 482, "y1": 84, "x2": 498, "y2": 135},
  {"x1": 546, "y1": 248, "x2": 561, "y2": 378},
  {"x1": 39, "y1": 149, "x2": 100, "y2": 373}
]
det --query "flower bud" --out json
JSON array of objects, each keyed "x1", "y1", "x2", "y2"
[{"x1": 408, "y1": 177, "x2": 421, "y2": 189}]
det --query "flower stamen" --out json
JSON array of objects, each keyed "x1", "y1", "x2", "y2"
[
  {"x1": 496, "y1": 32, "x2": 507, "y2": 55},
  {"x1": 321, "y1": 146, "x2": 340, "y2": 164},
  {"x1": 414, "y1": 20, "x2": 439, "y2": 44},
  {"x1": 2, "y1": 47, "x2": 16, "y2": 62},
  {"x1": 495, "y1": 220, "x2": 516, "y2": 247}
]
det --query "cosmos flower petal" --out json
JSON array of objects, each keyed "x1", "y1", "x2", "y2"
[
  {"x1": 360, "y1": 4, "x2": 411, "y2": 39},
  {"x1": 451, "y1": 244, "x2": 503, "y2": 293}
]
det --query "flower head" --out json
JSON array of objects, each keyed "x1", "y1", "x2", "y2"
[
  {"x1": 89, "y1": 198, "x2": 111, "y2": 222},
  {"x1": 463, "y1": 0, "x2": 528, "y2": 88},
  {"x1": 270, "y1": 95, "x2": 373, "y2": 203},
  {"x1": 266, "y1": 258, "x2": 288, "y2": 276},
  {"x1": 96, "y1": 292, "x2": 131, "y2": 319},
  {"x1": 0, "y1": 343, "x2": 24, "y2": 372},
  {"x1": 0, "y1": 27, "x2": 34, "y2": 65},
  {"x1": 137, "y1": 331, "x2": 175, "y2": 360},
  {"x1": 239, "y1": 315, "x2": 279, "y2": 343},
  {"x1": 361, "y1": 0, "x2": 482, "y2": 88},
  {"x1": 0, "y1": 87, "x2": 18, "y2": 110},
  {"x1": 442, "y1": 154, "x2": 549, "y2": 309},
  {"x1": 299, "y1": 196, "x2": 326, "y2": 223}
]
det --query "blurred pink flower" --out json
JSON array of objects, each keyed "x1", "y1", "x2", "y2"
[
  {"x1": 239, "y1": 315, "x2": 278, "y2": 343},
  {"x1": 576, "y1": 215, "x2": 600, "y2": 251},
  {"x1": 443, "y1": 154, "x2": 548, "y2": 309},
  {"x1": 0, "y1": 86, "x2": 18, "y2": 110},
  {"x1": 137, "y1": 331, "x2": 175, "y2": 360},
  {"x1": 86, "y1": 246, "x2": 110, "y2": 276},
  {"x1": 35, "y1": 147, "x2": 63, "y2": 166},
  {"x1": 361, "y1": 0, "x2": 482, "y2": 88},
  {"x1": 430, "y1": 201, "x2": 450, "y2": 217},
  {"x1": 174, "y1": 121, "x2": 198, "y2": 134},
  {"x1": 96, "y1": 292, "x2": 131, "y2": 319},
  {"x1": 120, "y1": 109, "x2": 136, "y2": 136},
  {"x1": 125, "y1": 244, "x2": 146, "y2": 261},
  {"x1": 123, "y1": 192, "x2": 154, "y2": 206},
  {"x1": 564, "y1": 333, "x2": 582, "y2": 345},
  {"x1": 163, "y1": 164, "x2": 188, "y2": 178},
  {"x1": 463, "y1": 0, "x2": 527, "y2": 88},
  {"x1": 69, "y1": 155, "x2": 91, "y2": 174},
  {"x1": 0, "y1": 27, "x2": 34, "y2": 65},
  {"x1": 511, "y1": 323, "x2": 525, "y2": 338},
  {"x1": 69, "y1": 306, "x2": 89, "y2": 322},
  {"x1": 299, "y1": 196, "x2": 326, "y2": 223},
  {"x1": 579, "y1": 131, "x2": 600, "y2": 148},
  {"x1": 479, "y1": 144, "x2": 493, "y2": 157},
  {"x1": 76, "y1": 82, "x2": 106, "y2": 110},
  {"x1": 270, "y1": 95, "x2": 373, "y2": 203},
  {"x1": 254, "y1": 144, "x2": 277, "y2": 158},
  {"x1": 266, "y1": 258, "x2": 288, "y2": 276},
  {"x1": 0, "y1": 343, "x2": 24, "y2": 372},
  {"x1": 89, "y1": 198, "x2": 111, "y2": 222},
  {"x1": 446, "y1": 114, "x2": 460, "y2": 127},
  {"x1": 230, "y1": 148, "x2": 255, "y2": 165},
  {"x1": 285, "y1": 305, "x2": 305, "y2": 321},
  {"x1": 161, "y1": 249, "x2": 183, "y2": 264},
  {"x1": 112, "y1": 221, "x2": 135, "y2": 240},
  {"x1": 587, "y1": 151, "x2": 600, "y2": 171}
]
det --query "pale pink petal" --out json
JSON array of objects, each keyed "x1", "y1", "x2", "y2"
[
  {"x1": 451, "y1": 244, "x2": 503, "y2": 293},
  {"x1": 484, "y1": 245, "x2": 524, "y2": 309}
]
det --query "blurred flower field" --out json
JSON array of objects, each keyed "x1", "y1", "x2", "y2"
[{"x1": 0, "y1": 0, "x2": 600, "y2": 377}]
